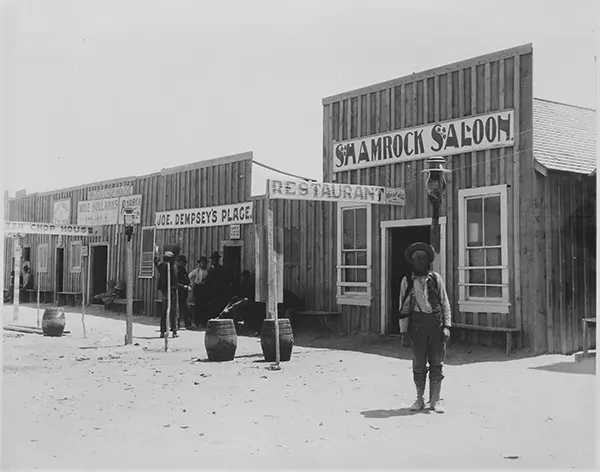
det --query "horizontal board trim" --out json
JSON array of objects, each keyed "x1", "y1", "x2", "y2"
[{"x1": 458, "y1": 301, "x2": 511, "y2": 314}]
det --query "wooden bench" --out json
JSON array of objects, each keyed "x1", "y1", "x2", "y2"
[
  {"x1": 57, "y1": 292, "x2": 82, "y2": 307},
  {"x1": 26, "y1": 289, "x2": 54, "y2": 304},
  {"x1": 451, "y1": 323, "x2": 521, "y2": 356},
  {"x1": 582, "y1": 318, "x2": 596, "y2": 358},
  {"x1": 287, "y1": 310, "x2": 341, "y2": 333},
  {"x1": 104, "y1": 298, "x2": 143, "y2": 315}
]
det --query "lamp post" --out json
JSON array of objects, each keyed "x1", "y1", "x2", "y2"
[
  {"x1": 422, "y1": 156, "x2": 450, "y2": 257},
  {"x1": 123, "y1": 207, "x2": 135, "y2": 345}
]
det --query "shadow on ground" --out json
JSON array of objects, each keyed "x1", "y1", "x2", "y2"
[
  {"x1": 529, "y1": 358, "x2": 596, "y2": 375},
  {"x1": 360, "y1": 408, "x2": 431, "y2": 419}
]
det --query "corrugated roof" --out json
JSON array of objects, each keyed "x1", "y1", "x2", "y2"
[{"x1": 533, "y1": 98, "x2": 597, "y2": 175}]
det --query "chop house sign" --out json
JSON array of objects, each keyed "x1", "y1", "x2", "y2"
[{"x1": 333, "y1": 110, "x2": 514, "y2": 173}]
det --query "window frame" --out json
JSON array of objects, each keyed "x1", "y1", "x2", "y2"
[
  {"x1": 37, "y1": 244, "x2": 49, "y2": 273},
  {"x1": 69, "y1": 241, "x2": 82, "y2": 274},
  {"x1": 139, "y1": 226, "x2": 156, "y2": 279},
  {"x1": 336, "y1": 202, "x2": 372, "y2": 306},
  {"x1": 457, "y1": 184, "x2": 510, "y2": 313}
]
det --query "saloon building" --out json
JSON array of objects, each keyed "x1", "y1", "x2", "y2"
[{"x1": 3, "y1": 44, "x2": 596, "y2": 355}]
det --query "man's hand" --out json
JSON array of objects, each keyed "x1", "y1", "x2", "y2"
[
  {"x1": 402, "y1": 333, "x2": 411, "y2": 348},
  {"x1": 443, "y1": 328, "x2": 450, "y2": 342}
]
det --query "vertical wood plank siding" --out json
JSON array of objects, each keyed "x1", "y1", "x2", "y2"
[{"x1": 321, "y1": 45, "x2": 542, "y2": 346}]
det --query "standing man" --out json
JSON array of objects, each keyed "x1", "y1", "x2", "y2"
[
  {"x1": 176, "y1": 254, "x2": 193, "y2": 330},
  {"x1": 154, "y1": 251, "x2": 178, "y2": 338},
  {"x1": 398, "y1": 242, "x2": 451, "y2": 414},
  {"x1": 189, "y1": 256, "x2": 209, "y2": 327},
  {"x1": 206, "y1": 251, "x2": 227, "y2": 319}
]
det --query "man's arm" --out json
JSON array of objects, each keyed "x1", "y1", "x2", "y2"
[
  {"x1": 398, "y1": 277, "x2": 410, "y2": 334},
  {"x1": 436, "y1": 273, "x2": 452, "y2": 328}
]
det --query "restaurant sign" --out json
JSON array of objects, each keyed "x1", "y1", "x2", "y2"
[
  {"x1": 4, "y1": 221, "x2": 100, "y2": 237},
  {"x1": 333, "y1": 110, "x2": 514, "y2": 173},
  {"x1": 155, "y1": 202, "x2": 254, "y2": 229},
  {"x1": 77, "y1": 195, "x2": 142, "y2": 226},
  {"x1": 268, "y1": 179, "x2": 406, "y2": 206}
]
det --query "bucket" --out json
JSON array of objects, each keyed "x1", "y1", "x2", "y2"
[
  {"x1": 42, "y1": 307, "x2": 66, "y2": 337},
  {"x1": 204, "y1": 319, "x2": 237, "y2": 362},
  {"x1": 260, "y1": 318, "x2": 294, "y2": 362}
]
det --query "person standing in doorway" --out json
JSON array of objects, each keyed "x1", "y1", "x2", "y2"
[
  {"x1": 154, "y1": 251, "x2": 178, "y2": 338},
  {"x1": 176, "y1": 254, "x2": 193, "y2": 330},
  {"x1": 189, "y1": 256, "x2": 209, "y2": 328},
  {"x1": 206, "y1": 251, "x2": 227, "y2": 319},
  {"x1": 398, "y1": 242, "x2": 451, "y2": 414}
]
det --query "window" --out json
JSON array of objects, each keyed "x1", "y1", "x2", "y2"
[
  {"x1": 458, "y1": 184, "x2": 509, "y2": 313},
  {"x1": 139, "y1": 227, "x2": 156, "y2": 278},
  {"x1": 37, "y1": 244, "x2": 48, "y2": 273},
  {"x1": 70, "y1": 241, "x2": 82, "y2": 273},
  {"x1": 337, "y1": 204, "x2": 372, "y2": 305}
]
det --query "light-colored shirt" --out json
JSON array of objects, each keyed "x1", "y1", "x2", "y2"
[
  {"x1": 189, "y1": 267, "x2": 208, "y2": 286},
  {"x1": 398, "y1": 271, "x2": 451, "y2": 333}
]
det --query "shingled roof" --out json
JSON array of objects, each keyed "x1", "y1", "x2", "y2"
[{"x1": 533, "y1": 98, "x2": 597, "y2": 175}]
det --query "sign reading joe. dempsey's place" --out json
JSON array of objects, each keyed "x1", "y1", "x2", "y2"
[
  {"x1": 333, "y1": 110, "x2": 514, "y2": 173},
  {"x1": 155, "y1": 202, "x2": 254, "y2": 229}
]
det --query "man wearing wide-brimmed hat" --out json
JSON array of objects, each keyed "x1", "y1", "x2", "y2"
[
  {"x1": 398, "y1": 242, "x2": 451, "y2": 413},
  {"x1": 154, "y1": 251, "x2": 179, "y2": 338},
  {"x1": 206, "y1": 251, "x2": 228, "y2": 318},
  {"x1": 189, "y1": 256, "x2": 209, "y2": 327},
  {"x1": 176, "y1": 254, "x2": 193, "y2": 330}
]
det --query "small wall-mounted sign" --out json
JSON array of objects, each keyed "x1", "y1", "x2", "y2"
[
  {"x1": 81, "y1": 245, "x2": 89, "y2": 257},
  {"x1": 230, "y1": 224, "x2": 241, "y2": 240}
]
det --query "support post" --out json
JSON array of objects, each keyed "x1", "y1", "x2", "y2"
[
  {"x1": 165, "y1": 262, "x2": 171, "y2": 352},
  {"x1": 267, "y1": 195, "x2": 281, "y2": 370},
  {"x1": 81, "y1": 253, "x2": 87, "y2": 339},
  {"x1": 36, "y1": 269, "x2": 41, "y2": 328},
  {"x1": 126, "y1": 237, "x2": 133, "y2": 345}
]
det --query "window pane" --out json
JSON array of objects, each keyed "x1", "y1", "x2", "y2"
[
  {"x1": 142, "y1": 229, "x2": 154, "y2": 252},
  {"x1": 484, "y1": 196, "x2": 502, "y2": 246},
  {"x1": 342, "y1": 209, "x2": 355, "y2": 250},
  {"x1": 466, "y1": 198, "x2": 483, "y2": 246},
  {"x1": 469, "y1": 286, "x2": 486, "y2": 298},
  {"x1": 469, "y1": 269, "x2": 485, "y2": 284},
  {"x1": 356, "y1": 268, "x2": 367, "y2": 282},
  {"x1": 468, "y1": 249, "x2": 484, "y2": 267},
  {"x1": 344, "y1": 286, "x2": 367, "y2": 294},
  {"x1": 486, "y1": 269, "x2": 502, "y2": 285},
  {"x1": 485, "y1": 248, "x2": 501, "y2": 266},
  {"x1": 344, "y1": 269, "x2": 357, "y2": 282},
  {"x1": 344, "y1": 252, "x2": 356, "y2": 266},
  {"x1": 486, "y1": 287, "x2": 502, "y2": 298},
  {"x1": 356, "y1": 251, "x2": 367, "y2": 266},
  {"x1": 355, "y1": 208, "x2": 367, "y2": 249}
]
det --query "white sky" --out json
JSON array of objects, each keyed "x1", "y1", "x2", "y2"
[{"x1": 1, "y1": 0, "x2": 598, "y2": 195}]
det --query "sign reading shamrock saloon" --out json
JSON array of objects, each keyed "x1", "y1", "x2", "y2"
[{"x1": 333, "y1": 110, "x2": 514, "y2": 173}]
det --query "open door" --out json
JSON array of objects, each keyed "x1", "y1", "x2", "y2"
[
  {"x1": 91, "y1": 245, "x2": 108, "y2": 303},
  {"x1": 55, "y1": 247, "x2": 65, "y2": 297}
]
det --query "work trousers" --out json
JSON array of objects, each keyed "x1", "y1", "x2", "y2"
[
  {"x1": 409, "y1": 311, "x2": 446, "y2": 383},
  {"x1": 193, "y1": 285, "x2": 208, "y2": 326},
  {"x1": 160, "y1": 290, "x2": 178, "y2": 334},
  {"x1": 178, "y1": 290, "x2": 192, "y2": 328}
]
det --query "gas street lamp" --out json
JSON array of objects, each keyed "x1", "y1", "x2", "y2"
[
  {"x1": 422, "y1": 156, "x2": 451, "y2": 255},
  {"x1": 123, "y1": 207, "x2": 135, "y2": 345}
]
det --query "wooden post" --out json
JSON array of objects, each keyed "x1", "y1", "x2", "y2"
[
  {"x1": 81, "y1": 252, "x2": 87, "y2": 339},
  {"x1": 165, "y1": 262, "x2": 170, "y2": 352},
  {"x1": 125, "y1": 237, "x2": 133, "y2": 345},
  {"x1": 36, "y1": 268, "x2": 41, "y2": 328},
  {"x1": 266, "y1": 186, "x2": 281, "y2": 369},
  {"x1": 13, "y1": 240, "x2": 21, "y2": 322}
]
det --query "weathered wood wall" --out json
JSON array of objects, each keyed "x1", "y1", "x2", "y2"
[{"x1": 321, "y1": 44, "x2": 535, "y2": 345}]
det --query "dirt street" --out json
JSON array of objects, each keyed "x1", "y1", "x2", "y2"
[{"x1": 2, "y1": 304, "x2": 596, "y2": 469}]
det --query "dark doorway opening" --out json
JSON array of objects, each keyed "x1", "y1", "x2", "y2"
[
  {"x1": 91, "y1": 245, "x2": 108, "y2": 303},
  {"x1": 56, "y1": 247, "x2": 65, "y2": 294},
  {"x1": 389, "y1": 225, "x2": 431, "y2": 335},
  {"x1": 223, "y1": 245, "x2": 242, "y2": 297}
]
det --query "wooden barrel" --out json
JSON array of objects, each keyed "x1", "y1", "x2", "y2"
[
  {"x1": 42, "y1": 307, "x2": 66, "y2": 337},
  {"x1": 261, "y1": 319, "x2": 294, "y2": 362},
  {"x1": 204, "y1": 319, "x2": 237, "y2": 362}
]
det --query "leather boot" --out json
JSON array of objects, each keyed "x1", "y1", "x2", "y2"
[
  {"x1": 410, "y1": 380, "x2": 426, "y2": 411},
  {"x1": 429, "y1": 379, "x2": 445, "y2": 413}
]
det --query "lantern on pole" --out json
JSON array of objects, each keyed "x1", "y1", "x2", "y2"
[
  {"x1": 421, "y1": 156, "x2": 450, "y2": 254},
  {"x1": 123, "y1": 207, "x2": 135, "y2": 345}
]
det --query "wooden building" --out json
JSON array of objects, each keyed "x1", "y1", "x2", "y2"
[{"x1": 314, "y1": 43, "x2": 596, "y2": 354}]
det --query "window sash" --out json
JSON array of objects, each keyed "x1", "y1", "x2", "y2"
[
  {"x1": 37, "y1": 244, "x2": 48, "y2": 273},
  {"x1": 458, "y1": 185, "x2": 509, "y2": 308},
  {"x1": 70, "y1": 242, "x2": 82, "y2": 273},
  {"x1": 139, "y1": 227, "x2": 156, "y2": 278},
  {"x1": 337, "y1": 204, "x2": 371, "y2": 301}
]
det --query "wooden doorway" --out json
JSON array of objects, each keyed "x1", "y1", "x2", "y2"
[{"x1": 91, "y1": 244, "x2": 109, "y2": 304}]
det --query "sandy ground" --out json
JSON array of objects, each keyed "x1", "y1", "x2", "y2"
[{"x1": 2, "y1": 303, "x2": 596, "y2": 469}]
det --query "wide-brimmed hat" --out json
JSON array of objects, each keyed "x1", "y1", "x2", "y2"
[
  {"x1": 198, "y1": 256, "x2": 208, "y2": 263},
  {"x1": 178, "y1": 254, "x2": 188, "y2": 263},
  {"x1": 210, "y1": 251, "x2": 221, "y2": 260},
  {"x1": 405, "y1": 242, "x2": 435, "y2": 263},
  {"x1": 164, "y1": 251, "x2": 174, "y2": 258}
]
